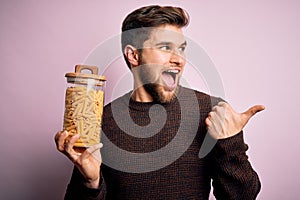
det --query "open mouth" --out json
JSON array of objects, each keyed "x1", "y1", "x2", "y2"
[{"x1": 161, "y1": 69, "x2": 179, "y2": 91}]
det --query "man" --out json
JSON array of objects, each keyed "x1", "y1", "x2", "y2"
[{"x1": 55, "y1": 5, "x2": 264, "y2": 200}]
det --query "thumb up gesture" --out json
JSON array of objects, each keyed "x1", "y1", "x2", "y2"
[{"x1": 205, "y1": 102, "x2": 265, "y2": 139}]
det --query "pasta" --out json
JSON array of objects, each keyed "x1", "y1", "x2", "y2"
[{"x1": 63, "y1": 86, "x2": 104, "y2": 147}]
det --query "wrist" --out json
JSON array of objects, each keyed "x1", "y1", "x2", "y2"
[{"x1": 84, "y1": 176, "x2": 100, "y2": 189}]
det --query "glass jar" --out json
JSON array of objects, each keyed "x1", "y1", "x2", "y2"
[{"x1": 63, "y1": 65, "x2": 106, "y2": 148}]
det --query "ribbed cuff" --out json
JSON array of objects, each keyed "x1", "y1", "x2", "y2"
[
  {"x1": 80, "y1": 176, "x2": 105, "y2": 198},
  {"x1": 214, "y1": 131, "x2": 249, "y2": 156}
]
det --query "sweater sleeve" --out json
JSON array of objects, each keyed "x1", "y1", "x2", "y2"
[
  {"x1": 64, "y1": 166, "x2": 106, "y2": 200},
  {"x1": 209, "y1": 131, "x2": 261, "y2": 200}
]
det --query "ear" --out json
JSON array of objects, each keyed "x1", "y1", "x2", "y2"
[{"x1": 124, "y1": 45, "x2": 139, "y2": 67}]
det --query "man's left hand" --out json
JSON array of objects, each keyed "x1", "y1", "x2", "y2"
[{"x1": 205, "y1": 102, "x2": 265, "y2": 139}]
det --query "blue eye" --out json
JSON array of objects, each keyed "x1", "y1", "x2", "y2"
[
  {"x1": 160, "y1": 46, "x2": 170, "y2": 51},
  {"x1": 179, "y1": 46, "x2": 186, "y2": 52}
]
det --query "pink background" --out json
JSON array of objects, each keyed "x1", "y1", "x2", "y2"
[{"x1": 1, "y1": 0, "x2": 299, "y2": 199}]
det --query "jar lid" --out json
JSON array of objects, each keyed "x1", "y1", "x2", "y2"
[{"x1": 65, "y1": 65, "x2": 106, "y2": 82}]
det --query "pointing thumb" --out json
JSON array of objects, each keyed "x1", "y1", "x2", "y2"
[{"x1": 242, "y1": 105, "x2": 265, "y2": 123}]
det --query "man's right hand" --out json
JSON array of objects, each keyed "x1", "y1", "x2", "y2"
[{"x1": 54, "y1": 131, "x2": 103, "y2": 189}]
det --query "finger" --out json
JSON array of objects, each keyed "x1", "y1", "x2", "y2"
[
  {"x1": 212, "y1": 101, "x2": 225, "y2": 111},
  {"x1": 64, "y1": 134, "x2": 81, "y2": 162},
  {"x1": 217, "y1": 101, "x2": 227, "y2": 106},
  {"x1": 55, "y1": 131, "x2": 68, "y2": 152},
  {"x1": 83, "y1": 143, "x2": 103, "y2": 162},
  {"x1": 205, "y1": 117, "x2": 219, "y2": 139},
  {"x1": 206, "y1": 113, "x2": 222, "y2": 131},
  {"x1": 205, "y1": 117, "x2": 212, "y2": 127},
  {"x1": 211, "y1": 105, "x2": 218, "y2": 111},
  {"x1": 208, "y1": 110, "x2": 223, "y2": 126},
  {"x1": 242, "y1": 105, "x2": 265, "y2": 121},
  {"x1": 65, "y1": 134, "x2": 80, "y2": 153},
  {"x1": 205, "y1": 117, "x2": 214, "y2": 133},
  {"x1": 212, "y1": 102, "x2": 228, "y2": 117},
  {"x1": 207, "y1": 112, "x2": 215, "y2": 123},
  {"x1": 86, "y1": 143, "x2": 103, "y2": 154}
]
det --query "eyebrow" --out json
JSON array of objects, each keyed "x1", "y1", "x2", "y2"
[{"x1": 155, "y1": 41, "x2": 187, "y2": 47}]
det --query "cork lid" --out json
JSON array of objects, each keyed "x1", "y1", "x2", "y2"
[{"x1": 65, "y1": 65, "x2": 106, "y2": 83}]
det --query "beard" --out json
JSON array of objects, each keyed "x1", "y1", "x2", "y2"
[
  {"x1": 142, "y1": 81, "x2": 179, "y2": 104},
  {"x1": 139, "y1": 65, "x2": 179, "y2": 103},
  {"x1": 135, "y1": 55, "x2": 181, "y2": 104}
]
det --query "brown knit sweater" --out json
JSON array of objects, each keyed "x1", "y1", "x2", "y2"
[{"x1": 65, "y1": 87, "x2": 261, "y2": 200}]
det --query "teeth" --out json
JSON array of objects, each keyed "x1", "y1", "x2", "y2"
[{"x1": 166, "y1": 69, "x2": 179, "y2": 74}]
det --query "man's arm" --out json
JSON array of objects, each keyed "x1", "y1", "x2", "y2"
[
  {"x1": 65, "y1": 166, "x2": 106, "y2": 200},
  {"x1": 54, "y1": 131, "x2": 106, "y2": 199},
  {"x1": 205, "y1": 102, "x2": 264, "y2": 199},
  {"x1": 208, "y1": 132, "x2": 261, "y2": 199}
]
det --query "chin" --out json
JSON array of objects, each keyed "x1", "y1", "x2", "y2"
[
  {"x1": 160, "y1": 89, "x2": 177, "y2": 103},
  {"x1": 145, "y1": 84, "x2": 178, "y2": 103}
]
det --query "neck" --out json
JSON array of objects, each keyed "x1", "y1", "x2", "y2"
[
  {"x1": 131, "y1": 72, "x2": 154, "y2": 102},
  {"x1": 131, "y1": 85, "x2": 153, "y2": 102}
]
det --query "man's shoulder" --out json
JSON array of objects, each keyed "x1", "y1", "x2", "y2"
[{"x1": 180, "y1": 86, "x2": 223, "y2": 107}]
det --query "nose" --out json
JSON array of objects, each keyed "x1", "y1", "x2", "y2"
[{"x1": 170, "y1": 50, "x2": 185, "y2": 66}]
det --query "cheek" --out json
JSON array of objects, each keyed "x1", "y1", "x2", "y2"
[
  {"x1": 160, "y1": 52, "x2": 174, "y2": 63},
  {"x1": 180, "y1": 53, "x2": 186, "y2": 65},
  {"x1": 148, "y1": 50, "x2": 170, "y2": 64},
  {"x1": 140, "y1": 66, "x2": 161, "y2": 82}
]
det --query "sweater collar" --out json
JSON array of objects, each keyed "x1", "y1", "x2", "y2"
[{"x1": 121, "y1": 86, "x2": 183, "y2": 111}]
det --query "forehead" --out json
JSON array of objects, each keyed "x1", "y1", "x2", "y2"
[{"x1": 146, "y1": 24, "x2": 186, "y2": 45}]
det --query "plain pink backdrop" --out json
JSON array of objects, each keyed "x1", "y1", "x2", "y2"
[{"x1": 1, "y1": 0, "x2": 299, "y2": 199}]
